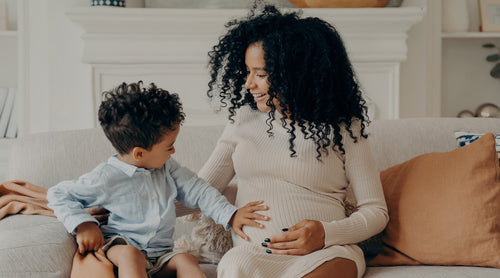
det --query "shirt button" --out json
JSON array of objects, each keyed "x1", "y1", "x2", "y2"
[
  {"x1": 152, "y1": 195, "x2": 157, "y2": 201},
  {"x1": 144, "y1": 171, "x2": 150, "y2": 176}
]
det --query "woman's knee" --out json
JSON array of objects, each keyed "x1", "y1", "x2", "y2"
[{"x1": 170, "y1": 253, "x2": 199, "y2": 267}]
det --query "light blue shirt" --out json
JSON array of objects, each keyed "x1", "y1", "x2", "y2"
[{"x1": 47, "y1": 155, "x2": 237, "y2": 257}]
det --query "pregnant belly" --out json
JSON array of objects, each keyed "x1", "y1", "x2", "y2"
[{"x1": 232, "y1": 179, "x2": 346, "y2": 247}]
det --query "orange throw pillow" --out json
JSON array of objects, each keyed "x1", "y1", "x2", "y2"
[{"x1": 368, "y1": 133, "x2": 500, "y2": 268}]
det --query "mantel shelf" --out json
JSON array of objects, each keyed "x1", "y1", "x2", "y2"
[
  {"x1": 66, "y1": 6, "x2": 425, "y2": 64},
  {"x1": 442, "y1": 32, "x2": 500, "y2": 39}
]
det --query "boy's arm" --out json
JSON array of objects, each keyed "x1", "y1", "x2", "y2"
[
  {"x1": 47, "y1": 175, "x2": 105, "y2": 234},
  {"x1": 168, "y1": 158, "x2": 237, "y2": 229}
]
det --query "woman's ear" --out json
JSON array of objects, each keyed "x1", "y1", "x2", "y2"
[{"x1": 132, "y1": 147, "x2": 145, "y2": 161}]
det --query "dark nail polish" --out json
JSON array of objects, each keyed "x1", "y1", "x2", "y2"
[
  {"x1": 282, "y1": 228, "x2": 289, "y2": 232},
  {"x1": 261, "y1": 242, "x2": 267, "y2": 247},
  {"x1": 264, "y1": 238, "x2": 270, "y2": 242},
  {"x1": 266, "y1": 249, "x2": 272, "y2": 254}
]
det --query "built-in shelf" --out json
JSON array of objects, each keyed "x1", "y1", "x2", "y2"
[{"x1": 442, "y1": 32, "x2": 500, "y2": 39}]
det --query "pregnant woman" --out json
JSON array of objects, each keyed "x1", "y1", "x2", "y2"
[{"x1": 198, "y1": 4, "x2": 389, "y2": 278}]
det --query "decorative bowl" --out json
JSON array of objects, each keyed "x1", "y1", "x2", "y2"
[{"x1": 288, "y1": 0, "x2": 390, "y2": 8}]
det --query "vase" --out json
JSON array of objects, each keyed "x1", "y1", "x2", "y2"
[
  {"x1": 91, "y1": 0, "x2": 125, "y2": 7},
  {"x1": 442, "y1": 0, "x2": 469, "y2": 33}
]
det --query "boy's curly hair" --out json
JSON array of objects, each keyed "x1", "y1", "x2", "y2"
[
  {"x1": 207, "y1": 3, "x2": 369, "y2": 159},
  {"x1": 98, "y1": 82, "x2": 185, "y2": 155}
]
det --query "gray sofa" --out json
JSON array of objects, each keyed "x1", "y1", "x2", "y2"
[{"x1": 1, "y1": 117, "x2": 500, "y2": 277}]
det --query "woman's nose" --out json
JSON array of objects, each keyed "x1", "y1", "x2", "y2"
[{"x1": 245, "y1": 75, "x2": 255, "y2": 89}]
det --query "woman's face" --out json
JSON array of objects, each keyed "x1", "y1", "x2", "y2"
[{"x1": 244, "y1": 42, "x2": 281, "y2": 112}]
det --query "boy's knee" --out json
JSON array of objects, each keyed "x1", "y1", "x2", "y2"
[{"x1": 119, "y1": 245, "x2": 145, "y2": 260}]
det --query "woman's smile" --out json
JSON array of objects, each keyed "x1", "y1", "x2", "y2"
[{"x1": 252, "y1": 93, "x2": 268, "y2": 103}]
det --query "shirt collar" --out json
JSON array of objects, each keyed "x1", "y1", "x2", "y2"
[{"x1": 108, "y1": 155, "x2": 150, "y2": 177}]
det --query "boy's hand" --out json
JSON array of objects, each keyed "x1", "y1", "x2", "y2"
[
  {"x1": 75, "y1": 221, "x2": 104, "y2": 255},
  {"x1": 229, "y1": 200, "x2": 269, "y2": 241}
]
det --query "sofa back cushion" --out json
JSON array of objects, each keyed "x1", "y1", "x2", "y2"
[
  {"x1": 7, "y1": 125, "x2": 225, "y2": 189},
  {"x1": 8, "y1": 117, "x2": 500, "y2": 189},
  {"x1": 367, "y1": 117, "x2": 500, "y2": 171}
]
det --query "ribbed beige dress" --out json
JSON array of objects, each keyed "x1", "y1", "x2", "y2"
[{"x1": 198, "y1": 106, "x2": 388, "y2": 278}]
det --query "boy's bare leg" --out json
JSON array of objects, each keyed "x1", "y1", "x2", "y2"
[
  {"x1": 153, "y1": 253, "x2": 206, "y2": 278},
  {"x1": 106, "y1": 245, "x2": 148, "y2": 278}
]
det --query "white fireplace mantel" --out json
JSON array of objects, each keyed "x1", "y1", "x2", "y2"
[{"x1": 66, "y1": 6, "x2": 424, "y2": 125}]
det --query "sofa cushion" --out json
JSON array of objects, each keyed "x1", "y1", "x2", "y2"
[
  {"x1": 364, "y1": 265, "x2": 500, "y2": 278},
  {"x1": 369, "y1": 133, "x2": 500, "y2": 268},
  {"x1": 0, "y1": 215, "x2": 76, "y2": 277},
  {"x1": 7, "y1": 128, "x2": 115, "y2": 189}
]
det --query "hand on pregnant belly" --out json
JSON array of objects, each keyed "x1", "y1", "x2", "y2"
[
  {"x1": 230, "y1": 200, "x2": 270, "y2": 241},
  {"x1": 263, "y1": 219, "x2": 325, "y2": 255}
]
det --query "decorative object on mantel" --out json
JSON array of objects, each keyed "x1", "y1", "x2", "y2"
[
  {"x1": 91, "y1": 0, "x2": 125, "y2": 7},
  {"x1": 145, "y1": 0, "x2": 293, "y2": 9},
  {"x1": 287, "y1": 0, "x2": 389, "y2": 8},
  {"x1": 385, "y1": 0, "x2": 403, "y2": 7},
  {"x1": 457, "y1": 110, "x2": 475, "y2": 118},
  {"x1": 0, "y1": 2, "x2": 7, "y2": 31},
  {"x1": 482, "y1": 43, "x2": 500, "y2": 79},
  {"x1": 478, "y1": 0, "x2": 500, "y2": 32},
  {"x1": 441, "y1": 0, "x2": 469, "y2": 33},
  {"x1": 457, "y1": 103, "x2": 500, "y2": 118},
  {"x1": 476, "y1": 103, "x2": 500, "y2": 118}
]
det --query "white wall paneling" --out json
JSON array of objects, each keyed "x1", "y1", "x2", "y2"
[
  {"x1": 67, "y1": 6, "x2": 425, "y2": 125},
  {"x1": 93, "y1": 64, "x2": 228, "y2": 126}
]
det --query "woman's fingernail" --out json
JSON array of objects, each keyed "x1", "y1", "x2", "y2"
[
  {"x1": 261, "y1": 242, "x2": 268, "y2": 247},
  {"x1": 266, "y1": 249, "x2": 272, "y2": 254},
  {"x1": 282, "y1": 228, "x2": 289, "y2": 232},
  {"x1": 264, "y1": 238, "x2": 270, "y2": 242}
]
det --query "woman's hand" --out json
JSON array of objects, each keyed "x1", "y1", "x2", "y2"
[
  {"x1": 86, "y1": 207, "x2": 109, "y2": 225},
  {"x1": 263, "y1": 219, "x2": 325, "y2": 255},
  {"x1": 230, "y1": 200, "x2": 270, "y2": 241}
]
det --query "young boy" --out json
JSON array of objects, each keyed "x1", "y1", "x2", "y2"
[{"x1": 47, "y1": 82, "x2": 268, "y2": 278}]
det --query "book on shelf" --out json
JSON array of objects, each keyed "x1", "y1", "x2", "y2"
[{"x1": 0, "y1": 88, "x2": 16, "y2": 138}]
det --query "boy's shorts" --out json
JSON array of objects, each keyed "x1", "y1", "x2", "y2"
[{"x1": 102, "y1": 235, "x2": 184, "y2": 278}]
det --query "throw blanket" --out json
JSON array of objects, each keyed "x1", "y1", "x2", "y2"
[{"x1": 0, "y1": 180, "x2": 115, "y2": 278}]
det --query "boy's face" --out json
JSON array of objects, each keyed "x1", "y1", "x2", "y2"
[{"x1": 140, "y1": 125, "x2": 180, "y2": 169}]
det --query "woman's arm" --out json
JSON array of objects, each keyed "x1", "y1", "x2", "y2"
[
  {"x1": 265, "y1": 122, "x2": 388, "y2": 255},
  {"x1": 197, "y1": 122, "x2": 237, "y2": 193},
  {"x1": 321, "y1": 131, "x2": 389, "y2": 247}
]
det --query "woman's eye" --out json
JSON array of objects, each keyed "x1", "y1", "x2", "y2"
[{"x1": 257, "y1": 74, "x2": 267, "y2": 78}]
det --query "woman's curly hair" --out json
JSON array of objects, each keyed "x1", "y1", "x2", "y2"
[
  {"x1": 207, "y1": 3, "x2": 369, "y2": 159},
  {"x1": 98, "y1": 82, "x2": 185, "y2": 155}
]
